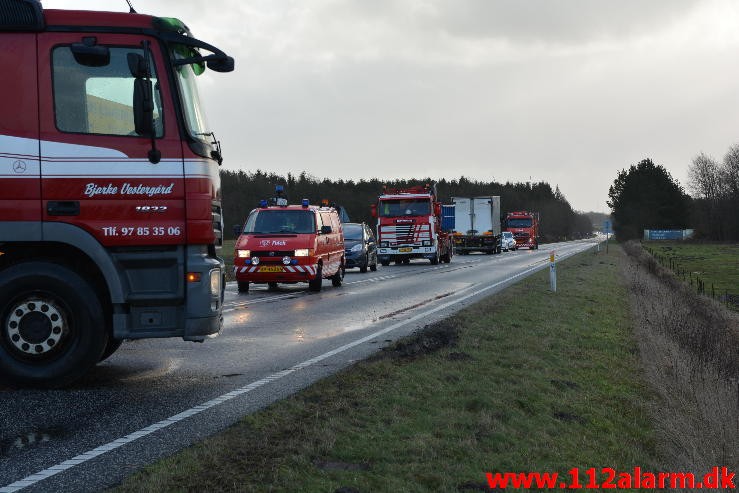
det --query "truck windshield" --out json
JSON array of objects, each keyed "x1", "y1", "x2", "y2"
[
  {"x1": 172, "y1": 46, "x2": 211, "y2": 146},
  {"x1": 244, "y1": 210, "x2": 316, "y2": 234},
  {"x1": 507, "y1": 218, "x2": 532, "y2": 228},
  {"x1": 379, "y1": 199, "x2": 431, "y2": 217}
]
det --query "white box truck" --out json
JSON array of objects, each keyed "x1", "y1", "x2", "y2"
[{"x1": 451, "y1": 196, "x2": 502, "y2": 254}]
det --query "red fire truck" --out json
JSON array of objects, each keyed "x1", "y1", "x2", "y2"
[
  {"x1": 371, "y1": 184, "x2": 453, "y2": 266},
  {"x1": 0, "y1": 1, "x2": 233, "y2": 387},
  {"x1": 504, "y1": 211, "x2": 540, "y2": 249}
]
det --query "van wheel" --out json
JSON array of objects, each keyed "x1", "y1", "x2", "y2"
[
  {"x1": 0, "y1": 262, "x2": 108, "y2": 388},
  {"x1": 332, "y1": 265, "x2": 345, "y2": 287},
  {"x1": 308, "y1": 264, "x2": 323, "y2": 292},
  {"x1": 237, "y1": 281, "x2": 250, "y2": 293},
  {"x1": 360, "y1": 259, "x2": 368, "y2": 273}
]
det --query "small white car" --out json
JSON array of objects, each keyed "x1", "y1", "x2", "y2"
[{"x1": 501, "y1": 231, "x2": 517, "y2": 251}]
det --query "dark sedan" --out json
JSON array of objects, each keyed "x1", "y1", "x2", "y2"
[{"x1": 343, "y1": 222, "x2": 378, "y2": 273}]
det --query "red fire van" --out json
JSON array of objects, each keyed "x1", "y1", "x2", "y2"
[{"x1": 234, "y1": 196, "x2": 345, "y2": 292}]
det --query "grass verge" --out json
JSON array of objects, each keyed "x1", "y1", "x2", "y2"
[
  {"x1": 621, "y1": 241, "x2": 738, "y2": 473},
  {"x1": 115, "y1": 247, "x2": 657, "y2": 492}
]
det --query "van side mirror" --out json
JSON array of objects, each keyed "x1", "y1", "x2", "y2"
[
  {"x1": 232, "y1": 224, "x2": 242, "y2": 237},
  {"x1": 321, "y1": 225, "x2": 332, "y2": 234}
]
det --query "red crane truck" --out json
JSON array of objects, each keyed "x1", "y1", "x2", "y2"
[
  {"x1": 371, "y1": 184, "x2": 453, "y2": 266},
  {"x1": 0, "y1": 1, "x2": 234, "y2": 387},
  {"x1": 504, "y1": 211, "x2": 540, "y2": 249}
]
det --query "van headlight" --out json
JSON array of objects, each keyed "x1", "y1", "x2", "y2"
[{"x1": 350, "y1": 244, "x2": 362, "y2": 252}]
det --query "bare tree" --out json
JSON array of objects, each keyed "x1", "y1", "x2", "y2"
[
  {"x1": 722, "y1": 144, "x2": 739, "y2": 199},
  {"x1": 688, "y1": 152, "x2": 722, "y2": 200}
]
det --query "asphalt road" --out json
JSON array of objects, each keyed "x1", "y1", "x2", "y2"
[{"x1": 0, "y1": 239, "x2": 599, "y2": 493}]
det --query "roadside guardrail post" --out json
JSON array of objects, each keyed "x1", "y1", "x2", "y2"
[{"x1": 549, "y1": 251, "x2": 556, "y2": 292}]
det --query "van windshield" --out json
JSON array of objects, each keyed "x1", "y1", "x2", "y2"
[{"x1": 244, "y1": 210, "x2": 316, "y2": 234}]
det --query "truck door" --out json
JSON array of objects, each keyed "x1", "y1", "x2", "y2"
[
  {"x1": 0, "y1": 33, "x2": 41, "y2": 234},
  {"x1": 472, "y1": 197, "x2": 493, "y2": 234},
  {"x1": 36, "y1": 32, "x2": 185, "y2": 247}
]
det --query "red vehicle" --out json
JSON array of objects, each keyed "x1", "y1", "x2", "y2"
[
  {"x1": 234, "y1": 189, "x2": 345, "y2": 293},
  {"x1": 371, "y1": 184, "x2": 453, "y2": 266},
  {"x1": 504, "y1": 211, "x2": 540, "y2": 249},
  {"x1": 0, "y1": 1, "x2": 233, "y2": 387}
]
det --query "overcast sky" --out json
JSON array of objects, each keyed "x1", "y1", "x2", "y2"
[{"x1": 43, "y1": 0, "x2": 739, "y2": 212}]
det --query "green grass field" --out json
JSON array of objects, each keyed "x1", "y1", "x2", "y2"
[
  {"x1": 116, "y1": 247, "x2": 658, "y2": 492},
  {"x1": 643, "y1": 241, "x2": 739, "y2": 308}
]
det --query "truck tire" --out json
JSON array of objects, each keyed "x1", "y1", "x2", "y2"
[
  {"x1": 238, "y1": 281, "x2": 250, "y2": 293},
  {"x1": 430, "y1": 252, "x2": 439, "y2": 265},
  {"x1": 308, "y1": 264, "x2": 323, "y2": 292},
  {"x1": 268, "y1": 282, "x2": 279, "y2": 291},
  {"x1": 99, "y1": 338, "x2": 123, "y2": 362},
  {"x1": 0, "y1": 262, "x2": 108, "y2": 388},
  {"x1": 381, "y1": 260, "x2": 390, "y2": 267}
]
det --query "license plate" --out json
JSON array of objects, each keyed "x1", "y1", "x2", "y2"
[
  {"x1": 399, "y1": 247, "x2": 412, "y2": 253},
  {"x1": 258, "y1": 266, "x2": 284, "y2": 272}
]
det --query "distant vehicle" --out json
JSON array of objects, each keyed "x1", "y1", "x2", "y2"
[
  {"x1": 451, "y1": 196, "x2": 502, "y2": 254},
  {"x1": 343, "y1": 222, "x2": 378, "y2": 273},
  {"x1": 234, "y1": 187, "x2": 345, "y2": 293},
  {"x1": 501, "y1": 231, "x2": 517, "y2": 251},
  {"x1": 504, "y1": 211, "x2": 540, "y2": 250},
  {"x1": 371, "y1": 184, "x2": 453, "y2": 266}
]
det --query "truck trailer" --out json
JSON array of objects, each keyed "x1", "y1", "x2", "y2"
[{"x1": 451, "y1": 196, "x2": 502, "y2": 254}]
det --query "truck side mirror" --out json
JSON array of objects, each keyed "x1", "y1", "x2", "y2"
[
  {"x1": 127, "y1": 52, "x2": 150, "y2": 78},
  {"x1": 128, "y1": 44, "x2": 161, "y2": 164},
  {"x1": 232, "y1": 224, "x2": 242, "y2": 237},
  {"x1": 321, "y1": 225, "x2": 332, "y2": 234},
  {"x1": 132, "y1": 78, "x2": 154, "y2": 137},
  {"x1": 434, "y1": 203, "x2": 441, "y2": 217},
  {"x1": 370, "y1": 204, "x2": 377, "y2": 218}
]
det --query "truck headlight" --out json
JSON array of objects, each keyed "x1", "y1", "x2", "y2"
[
  {"x1": 209, "y1": 269, "x2": 221, "y2": 296},
  {"x1": 294, "y1": 249, "x2": 311, "y2": 257},
  {"x1": 237, "y1": 249, "x2": 250, "y2": 258}
]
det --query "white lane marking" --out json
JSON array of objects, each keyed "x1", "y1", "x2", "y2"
[{"x1": 0, "y1": 243, "x2": 594, "y2": 493}]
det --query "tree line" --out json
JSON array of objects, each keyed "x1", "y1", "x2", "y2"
[
  {"x1": 220, "y1": 170, "x2": 594, "y2": 241},
  {"x1": 607, "y1": 146, "x2": 739, "y2": 242},
  {"x1": 687, "y1": 145, "x2": 739, "y2": 241}
]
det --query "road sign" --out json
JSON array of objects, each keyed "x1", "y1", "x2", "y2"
[{"x1": 603, "y1": 220, "x2": 612, "y2": 234}]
